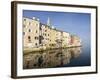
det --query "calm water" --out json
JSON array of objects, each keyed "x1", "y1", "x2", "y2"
[{"x1": 23, "y1": 46, "x2": 91, "y2": 69}]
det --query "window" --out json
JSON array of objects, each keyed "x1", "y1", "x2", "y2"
[
  {"x1": 36, "y1": 23, "x2": 38, "y2": 26},
  {"x1": 40, "y1": 26, "x2": 42, "y2": 30},
  {"x1": 45, "y1": 30, "x2": 47, "y2": 32},
  {"x1": 36, "y1": 30, "x2": 38, "y2": 33},
  {"x1": 35, "y1": 37, "x2": 37, "y2": 39},
  {"x1": 29, "y1": 29, "x2": 31, "y2": 32},
  {"x1": 28, "y1": 36, "x2": 31, "y2": 42},
  {"x1": 24, "y1": 19, "x2": 26, "y2": 21},
  {"x1": 35, "y1": 43, "x2": 37, "y2": 46},
  {"x1": 28, "y1": 36, "x2": 30, "y2": 39},
  {"x1": 23, "y1": 32, "x2": 25, "y2": 35},
  {"x1": 35, "y1": 36, "x2": 38, "y2": 40}
]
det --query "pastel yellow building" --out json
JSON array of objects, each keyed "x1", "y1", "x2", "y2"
[
  {"x1": 49, "y1": 27, "x2": 57, "y2": 48},
  {"x1": 23, "y1": 17, "x2": 40, "y2": 48},
  {"x1": 40, "y1": 23, "x2": 51, "y2": 48},
  {"x1": 62, "y1": 32, "x2": 71, "y2": 47},
  {"x1": 55, "y1": 30, "x2": 62, "y2": 48},
  {"x1": 23, "y1": 17, "x2": 81, "y2": 52}
]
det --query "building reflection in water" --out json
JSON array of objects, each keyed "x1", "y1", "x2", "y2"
[{"x1": 23, "y1": 47, "x2": 82, "y2": 69}]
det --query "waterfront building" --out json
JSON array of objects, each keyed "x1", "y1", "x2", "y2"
[
  {"x1": 49, "y1": 27, "x2": 57, "y2": 48},
  {"x1": 23, "y1": 17, "x2": 81, "y2": 51},
  {"x1": 55, "y1": 30, "x2": 62, "y2": 48},
  {"x1": 40, "y1": 23, "x2": 51, "y2": 48},
  {"x1": 23, "y1": 17, "x2": 40, "y2": 48},
  {"x1": 62, "y1": 32, "x2": 71, "y2": 47},
  {"x1": 70, "y1": 35, "x2": 81, "y2": 46}
]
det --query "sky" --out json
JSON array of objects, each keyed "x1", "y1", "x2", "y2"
[{"x1": 23, "y1": 10, "x2": 91, "y2": 47}]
